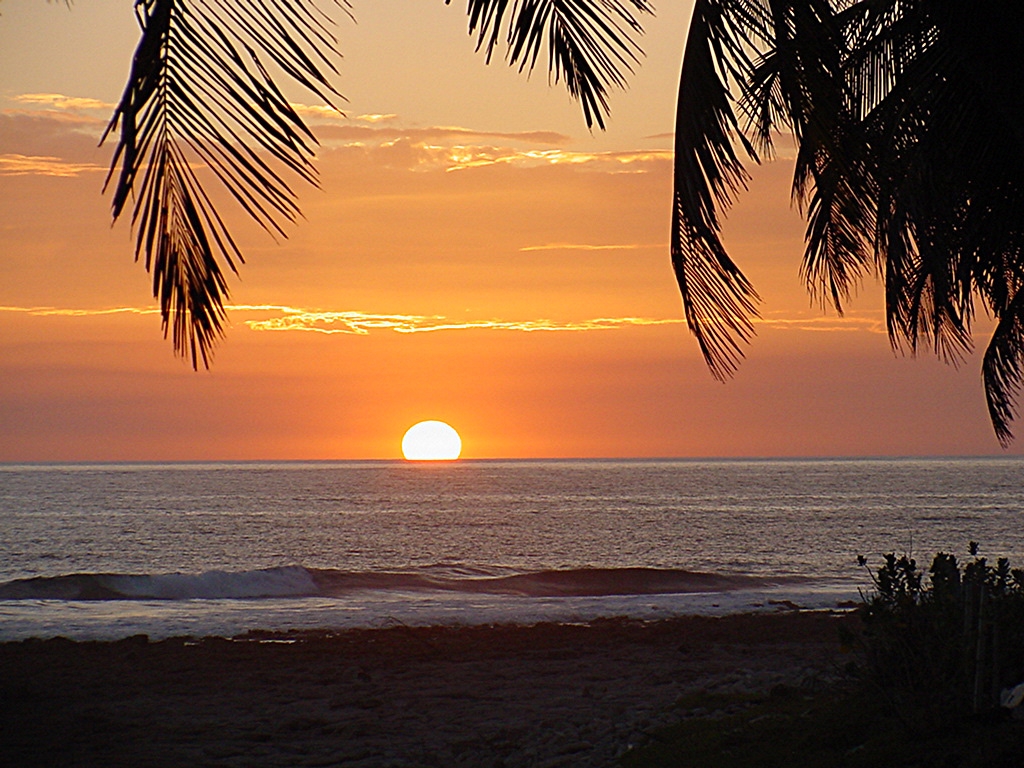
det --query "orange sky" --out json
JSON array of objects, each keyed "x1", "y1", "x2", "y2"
[{"x1": 0, "y1": 1, "x2": 1017, "y2": 460}]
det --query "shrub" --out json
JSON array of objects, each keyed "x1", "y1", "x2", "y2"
[{"x1": 856, "y1": 543, "x2": 1024, "y2": 724}]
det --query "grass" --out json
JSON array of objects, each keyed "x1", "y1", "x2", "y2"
[{"x1": 618, "y1": 684, "x2": 1024, "y2": 768}]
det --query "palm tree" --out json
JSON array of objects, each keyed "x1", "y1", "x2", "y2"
[{"x1": 102, "y1": 0, "x2": 1024, "y2": 442}]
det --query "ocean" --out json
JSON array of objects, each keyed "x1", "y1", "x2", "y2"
[{"x1": 2, "y1": 458, "x2": 1022, "y2": 640}]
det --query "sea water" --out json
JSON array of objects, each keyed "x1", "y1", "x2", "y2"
[{"x1": 1, "y1": 458, "x2": 1022, "y2": 640}]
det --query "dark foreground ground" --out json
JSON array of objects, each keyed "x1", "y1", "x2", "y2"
[{"x1": 0, "y1": 612, "x2": 849, "y2": 767}]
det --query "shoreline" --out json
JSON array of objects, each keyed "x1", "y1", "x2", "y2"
[
  {"x1": 1, "y1": 611, "x2": 854, "y2": 767},
  {"x1": 0, "y1": 579, "x2": 860, "y2": 643}
]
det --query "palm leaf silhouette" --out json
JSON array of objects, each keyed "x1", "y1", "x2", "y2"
[
  {"x1": 672, "y1": 0, "x2": 1024, "y2": 441},
  {"x1": 103, "y1": 0, "x2": 344, "y2": 367},
  {"x1": 461, "y1": 0, "x2": 652, "y2": 130}
]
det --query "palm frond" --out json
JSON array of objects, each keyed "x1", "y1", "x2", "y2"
[
  {"x1": 799, "y1": 151, "x2": 876, "y2": 312},
  {"x1": 863, "y1": 0, "x2": 1010, "y2": 368},
  {"x1": 461, "y1": 0, "x2": 652, "y2": 129},
  {"x1": 751, "y1": 1, "x2": 875, "y2": 312},
  {"x1": 984, "y1": 291, "x2": 1024, "y2": 447},
  {"x1": 102, "y1": 0, "x2": 344, "y2": 367},
  {"x1": 670, "y1": 0, "x2": 768, "y2": 378}
]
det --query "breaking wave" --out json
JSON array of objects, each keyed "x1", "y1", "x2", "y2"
[
  {"x1": 0, "y1": 565, "x2": 784, "y2": 601},
  {"x1": 0, "y1": 566, "x2": 319, "y2": 600}
]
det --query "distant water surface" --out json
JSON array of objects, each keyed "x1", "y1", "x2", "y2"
[{"x1": 1, "y1": 458, "x2": 1022, "y2": 639}]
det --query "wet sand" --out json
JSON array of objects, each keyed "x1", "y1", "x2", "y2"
[{"x1": 0, "y1": 611, "x2": 852, "y2": 767}]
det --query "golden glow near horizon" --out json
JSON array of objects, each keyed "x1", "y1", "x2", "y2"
[{"x1": 402, "y1": 421, "x2": 462, "y2": 461}]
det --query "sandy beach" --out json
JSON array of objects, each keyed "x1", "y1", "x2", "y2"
[{"x1": 0, "y1": 611, "x2": 852, "y2": 767}]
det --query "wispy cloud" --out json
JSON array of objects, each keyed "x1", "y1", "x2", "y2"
[
  {"x1": 341, "y1": 142, "x2": 672, "y2": 173},
  {"x1": 289, "y1": 106, "x2": 398, "y2": 123},
  {"x1": 355, "y1": 113, "x2": 398, "y2": 124},
  {"x1": 0, "y1": 109, "x2": 105, "y2": 126},
  {"x1": 0, "y1": 304, "x2": 680, "y2": 334},
  {"x1": 11, "y1": 93, "x2": 114, "y2": 112},
  {"x1": 0, "y1": 305, "x2": 159, "y2": 317},
  {"x1": 519, "y1": 243, "x2": 665, "y2": 252},
  {"x1": 445, "y1": 148, "x2": 672, "y2": 172},
  {"x1": 233, "y1": 306, "x2": 684, "y2": 335},
  {"x1": 3, "y1": 93, "x2": 112, "y2": 126},
  {"x1": 291, "y1": 104, "x2": 346, "y2": 120},
  {"x1": 318, "y1": 123, "x2": 572, "y2": 146},
  {"x1": 0, "y1": 304, "x2": 889, "y2": 336},
  {"x1": 0, "y1": 154, "x2": 105, "y2": 177},
  {"x1": 754, "y1": 312, "x2": 886, "y2": 334},
  {"x1": 234, "y1": 306, "x2": 441, "y2": 334}
]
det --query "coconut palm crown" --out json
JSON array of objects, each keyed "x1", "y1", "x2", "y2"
[{"x1": 671, "y1": 0, "x2": 1024, "y2": 442}]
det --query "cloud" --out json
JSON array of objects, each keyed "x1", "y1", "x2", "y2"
[
  {"x1": 0, "y1": 305, "x2": 158, "y2": 317},
  {"x1": 10, "y1": 93, "x2": 114, "y2": 112},
  {"x1": 0, "y1": 304, "x2": 681, "y2": 334},
  {"x1": 0, "y1": 304, "x2": 889, "y2": 336},
  {"x1": 754, "y1": 311, "x2": 886, "y2": 334},
  {"x1": 314, "y1": 120, "x2": 660, "y2": 173},
  {"x1": 284, "y1": 107, "x2": 399, "y2": 124},
  {"x1": 327, "y1": 137, "x2": 673, "y2": 174},
  {"x1": 441, "y1": 147, "x2": 673, "y2": 173},
  {"x1": 1, "y1": 109, "x2": 105, "y2": 127},
  {"x1": 355, "y1": 113, "x2": 398, "y2": 123},
  {"x1": 3, "y1": 93, "x2": 112, "y2": 127},
  {"x1": 235, "y1": 307, "x2": 442, "y2": 334},
  {"x1": 0, "y1": 113, "x2": 110, "y2": 168},
  {"x1": 235, "y1": 306, "x2": 686, "y2": 335},
  {"x1": 0, "y1": 100, "x2": 665, "y2": 179},
  {"x1": 317, "y1": 123, "x2": 571, "y2": 146},
  {"x1": 519, "y1": 243, "x2": 665, "y2": 252},
  {"x1": 291, "y1": 104, "x2": 346, "y2": 120},
  {"x1": 0, "y1": 153, "x2": 105, "y2": 177}
]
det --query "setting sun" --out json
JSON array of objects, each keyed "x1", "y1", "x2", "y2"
[{"x1": 401, "y1": 421, "x2": 462, "y2": 461}]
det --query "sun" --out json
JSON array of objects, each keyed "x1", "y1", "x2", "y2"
[{"x1": 401, "y1": 421, "x2": 462, "y2": 461}]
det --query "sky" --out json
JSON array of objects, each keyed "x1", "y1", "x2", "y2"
[{"x1": 0, "y1": 0, "x2": 1017, "y2": 460}]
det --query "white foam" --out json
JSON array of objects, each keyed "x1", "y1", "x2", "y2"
[
  {"x1": 0, "y1": 583, "x2": 858, "y2": 641},
  {"x1": 103, "y1": 565, "x2": 319, "y2": 600}
]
